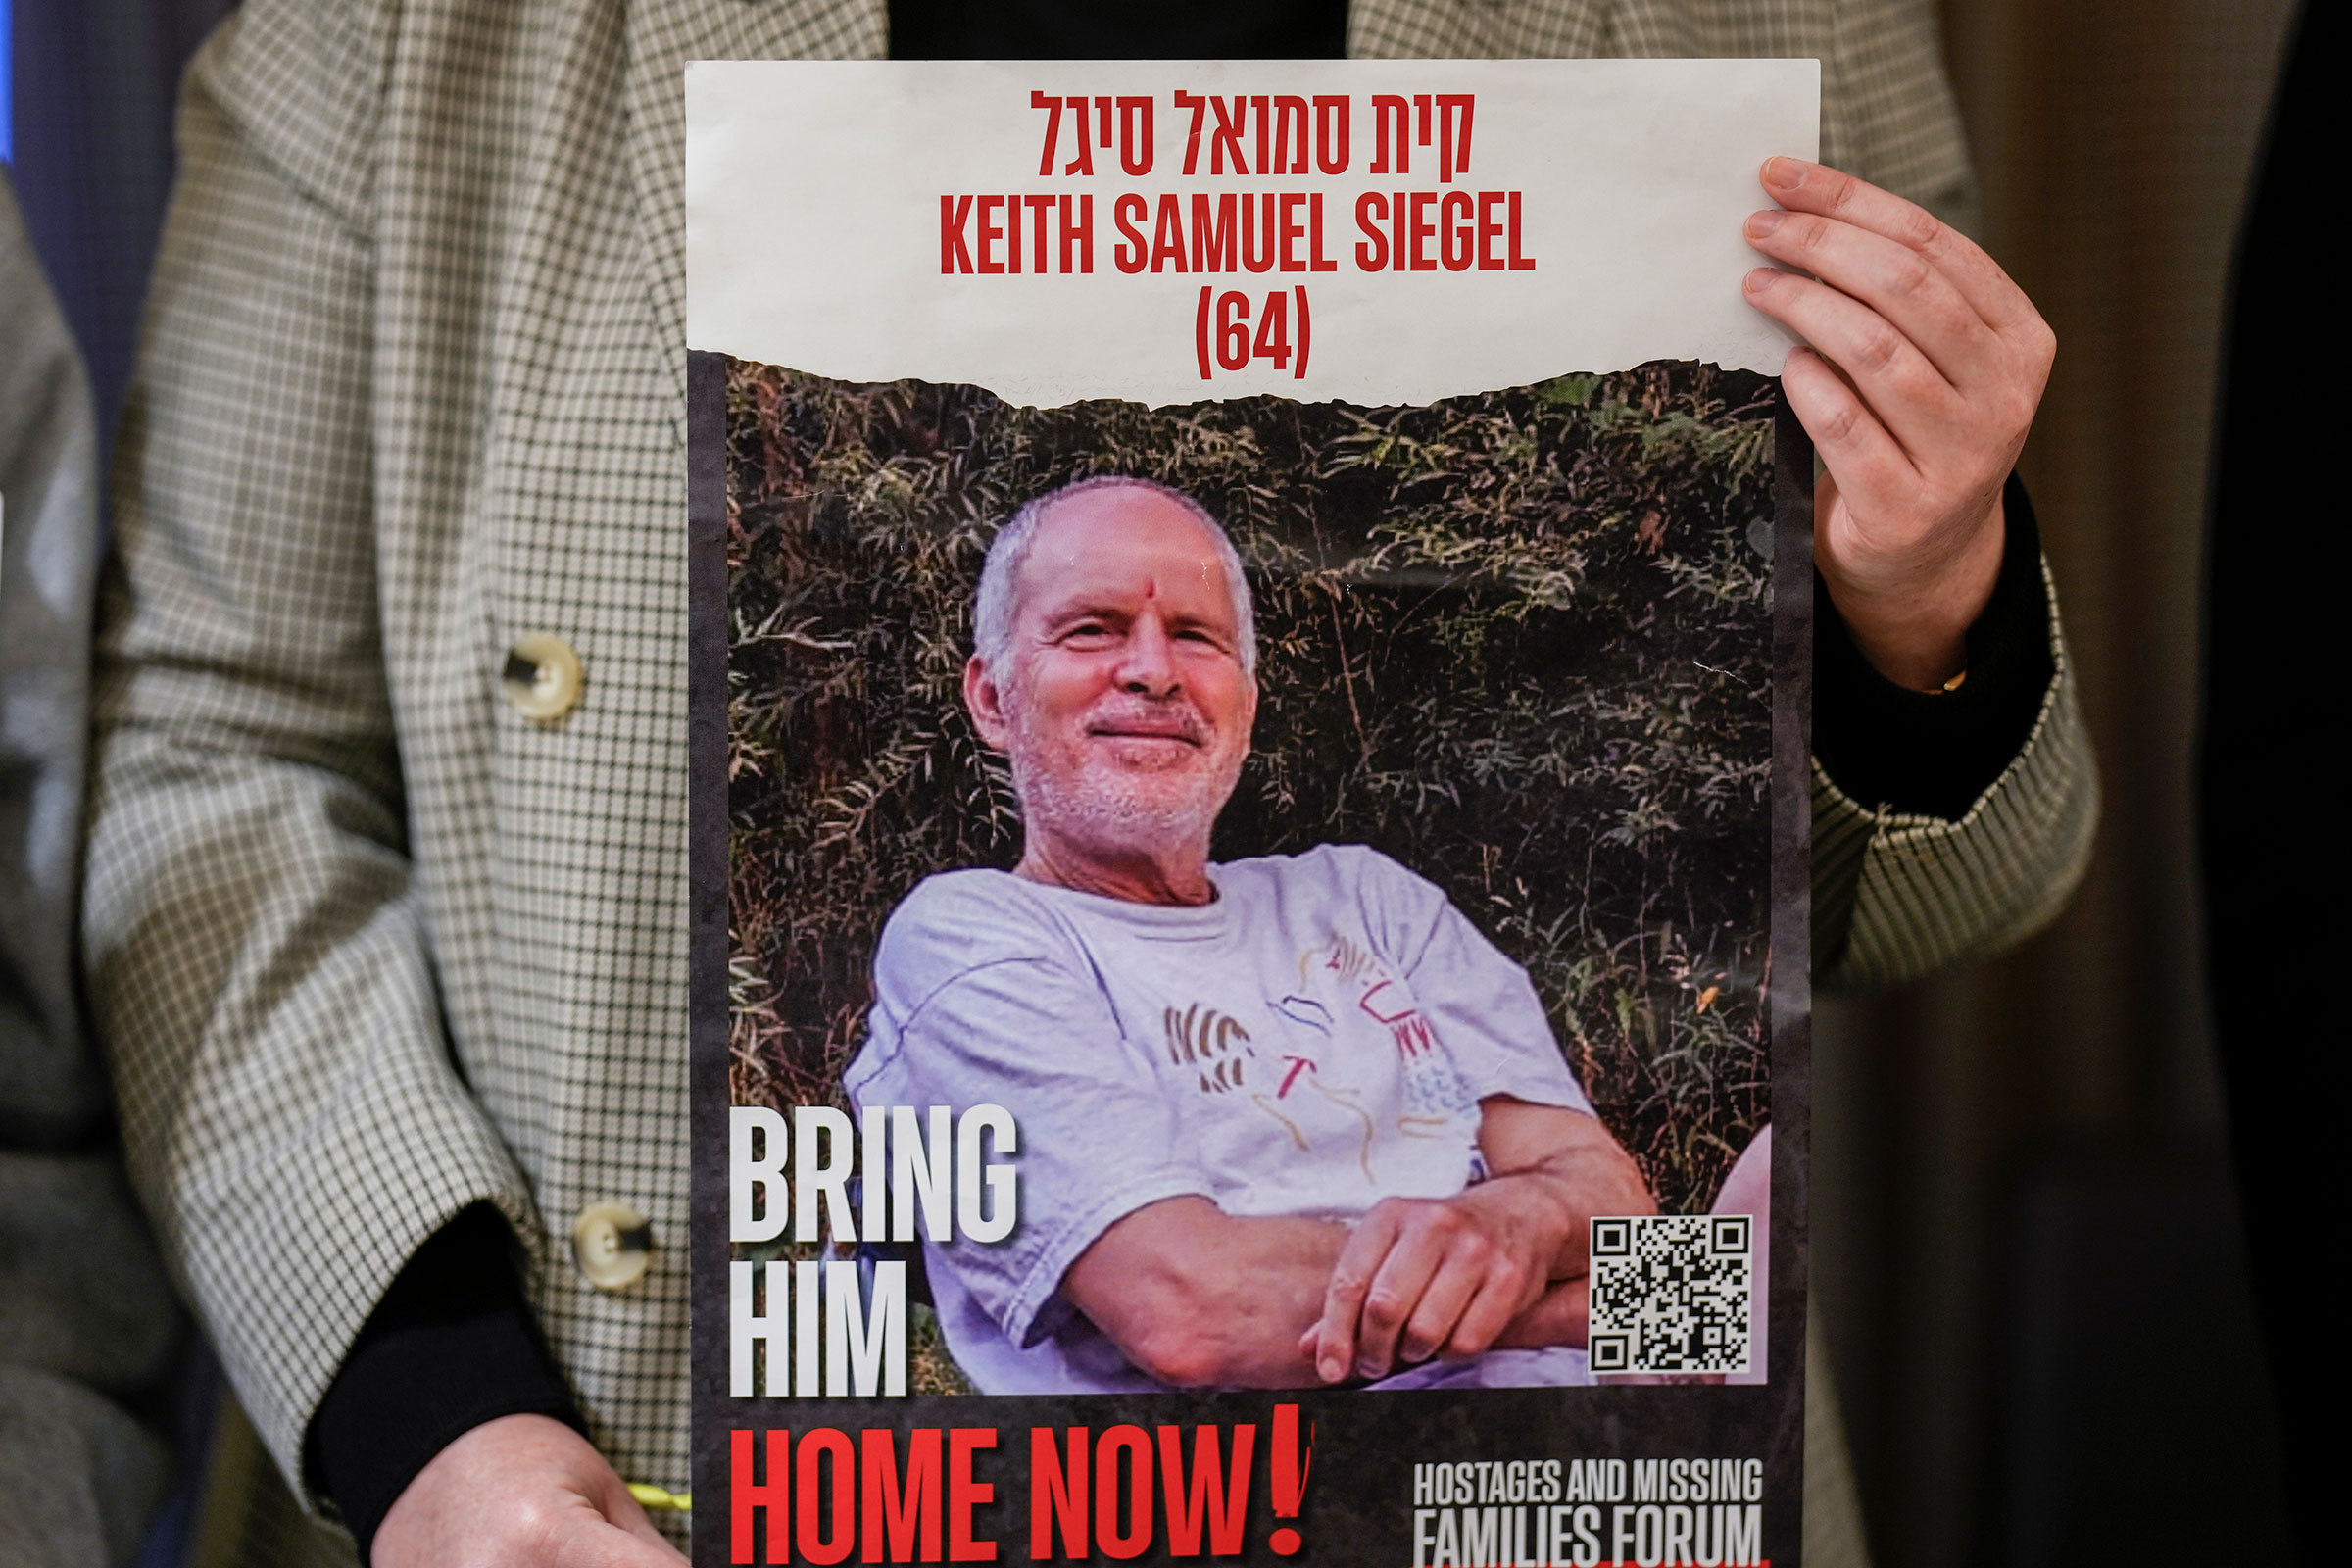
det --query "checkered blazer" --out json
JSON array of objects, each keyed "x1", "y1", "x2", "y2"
[{"x1": 85, "y1": 0, "x2": 2094, "y2": 1559}]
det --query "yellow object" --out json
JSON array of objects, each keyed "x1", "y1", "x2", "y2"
[{"x1": 628, "y1": 1483, "x2": 692, "y2": 1512}]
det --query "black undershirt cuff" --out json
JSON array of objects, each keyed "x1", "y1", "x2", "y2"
[
  {"x1": 1812, "y1": 472, "x2": 2055, "y2": 821},
  {"x1": 306, "y1": 1203, "x2": 583, "y2": 1563}
]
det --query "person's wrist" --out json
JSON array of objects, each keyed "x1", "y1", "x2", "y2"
[
  {"x1": 307, "y1": 1206, "x2": 585, "y2": 1560},
  {"x1": 1494, "y1": 1277, "x2": 1591, "y2": 1350},
  {"x1": 374, "y1": 1413, "x2": 575, "y2": 1560},
  {"x1": 1821, "y1": 488, "x2": 2007, "y2": 691},
  {"x1": 372, "y1": 1411, "x2": 677, "y2": 1568},
  {"x1": 1459, "y1": 1173, "x2": 1577, "y2": 1278}
]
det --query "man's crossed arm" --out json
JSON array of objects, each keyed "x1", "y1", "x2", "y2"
[{"x1": 1059, "y1": 1099, "x2": 1653, "y2": 1390}]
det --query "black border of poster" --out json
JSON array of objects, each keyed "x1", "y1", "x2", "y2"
[
  {"x1": 689, "y1": 347, "x2": 737, "y2": 1565},
  {"x1": 688, "y1": 348, "x2": 1815, "y2": 1567}
]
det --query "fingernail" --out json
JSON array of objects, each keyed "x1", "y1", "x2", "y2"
[
  {"x1": 1318, "y1": 1356, "x2": 1346, "y2": 1383},
  {"x1": 1744, "y1": 210, "x2": 1783, "y2": 238},
  {"x1": 1764, "y1": 157, "x2": 1807, "y2": 191},
  {"x1": 1743, "y1": 268, "x2": 1778, "y2": 294},
  {"x1": 1358, "y1": 1358, "x2": 1387, "y2": 1380}
]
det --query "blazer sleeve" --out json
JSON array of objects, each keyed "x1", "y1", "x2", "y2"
[
  {"x1": 82, "y1": 0, "x2": 541, "y2": 1501},
  {"x1": 1810, "y1": 561, "x2": 2100, "y2": 990}
]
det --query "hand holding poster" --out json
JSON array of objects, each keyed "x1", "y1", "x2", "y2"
[{"x1": 688, "y1": 60, "x2": 1815, "y2": 1568}]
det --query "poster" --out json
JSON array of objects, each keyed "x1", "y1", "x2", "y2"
[{"x1": 688, "y1": 61, "x2": 1816, "y2": 1567}]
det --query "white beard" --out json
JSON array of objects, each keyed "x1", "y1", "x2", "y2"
[
  {"x1": 1010, "y1": 749, "x2": 1231, "y2": 863},
  {"x1": 1002, "y1": 694, "x2": 1244, "y2": 868}
]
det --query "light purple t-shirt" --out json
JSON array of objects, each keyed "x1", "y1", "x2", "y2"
[{"x1": 843, "y1": 844, "x2": 1594, "y2": 1393}]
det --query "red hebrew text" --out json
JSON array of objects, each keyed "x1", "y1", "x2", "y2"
[{"x1": 1368, "y1": 93, "x2": 1475, "y2": 180}]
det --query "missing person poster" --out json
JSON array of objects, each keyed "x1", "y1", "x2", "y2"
[{"x1": 687, "y1": 60, "x2": 1817, "y2": 1567}]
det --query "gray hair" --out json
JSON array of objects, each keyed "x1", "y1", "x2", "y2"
[{"x1": 972, "y1": 476, "x2": 1257, "y2": 676}]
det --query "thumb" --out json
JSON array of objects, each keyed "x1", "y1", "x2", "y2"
[
  {"x1": 575, "y1": 1519, "x2": 693, "y2": 1568},
  {"x1": 584, "y1": 1470, "x2": 688, "y2": 1558},
  {"x1": 613, "y1": 1506, "x2": 684, "y2": 1558}
]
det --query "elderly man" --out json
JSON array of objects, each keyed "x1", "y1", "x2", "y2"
[{"x1": 846, "y1": 475, "x2": 1655, "y2": 1393}]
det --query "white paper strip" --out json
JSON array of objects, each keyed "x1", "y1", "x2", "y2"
[{"x1": 687, "y1": 60, "x2": 1818, "y2": 407}]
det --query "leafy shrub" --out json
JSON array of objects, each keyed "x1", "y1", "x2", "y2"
[{"x1": 726, "y1": 357, "x2": 1778, "y2": 1216}]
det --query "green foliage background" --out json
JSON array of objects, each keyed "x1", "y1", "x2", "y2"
[{"x1": 727, "y1": 357, "x2": 1779, "y2": 1218}]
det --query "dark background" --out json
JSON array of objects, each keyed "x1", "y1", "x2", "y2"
[
  {"x1": 7, "y1": 0, "x2": 2308, "y2": 1560},
  {"x1": 1812, "y1": 3, "x2": 2307, "y2": 1562}
]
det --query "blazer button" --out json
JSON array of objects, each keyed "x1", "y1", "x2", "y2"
[
  {"x1": 571, "y1": 1201, "x2": 654, "y2": 1290},
  {"x1": 503, "y1": 633, "x2": 584, "y2": 722}
]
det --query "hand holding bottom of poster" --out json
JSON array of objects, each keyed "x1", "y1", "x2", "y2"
[{"x1": 374, "y1": 1414, "x2": 688, "y2": 1568}]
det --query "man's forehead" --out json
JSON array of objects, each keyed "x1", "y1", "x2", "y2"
[{"x1": 1020, "y1": 488, "x2": 1232, "y2": 602}]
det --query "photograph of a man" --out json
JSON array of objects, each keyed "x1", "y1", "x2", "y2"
[{"x1": 846, "y1": 475, "x2": 1656, "y2": 1396}]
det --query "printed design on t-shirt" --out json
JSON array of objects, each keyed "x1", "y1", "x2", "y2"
[
  {"x1": 1248, "y1": 1089, "x2": 1310, "y2": 1152},
  {"x1": 1243, "y1": 1060, "x2": 1379, "y2": 1180},
  {"x1": 1301, "y1": 1075, "x2": 1379, "y2": 1183},
  {"x1": 1295, "y1": 932, "x2": 1478, "y2": 1142},
  {"x1": 1163, "y1": 1004, "x2": 1253, "y2": 1094},
  {"x1": 1269, "y1": 995, "x2": 1334, "y2": 1035},
  {"x1": 1305, "y1": 935, "x2": 1378, "y2": 986}
]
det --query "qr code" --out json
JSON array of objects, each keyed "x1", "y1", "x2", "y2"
[{"x1": 1588, "y1": 1214, "x2": 1753, "y2": 1374}]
